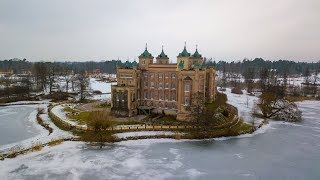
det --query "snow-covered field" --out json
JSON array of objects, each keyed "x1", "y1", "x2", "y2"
[
  {"x1": 221, "y1": 88, "x2": 264, "y2": 127},
  {"x1": 89, "y1": 78, "x2": 116, "y2": 94}
]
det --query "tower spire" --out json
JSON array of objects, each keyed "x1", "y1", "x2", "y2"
[
  {"x1": 145, "y1": 43, "x2": 148, "y2": 50},
  {"x1": 196, "y1": 44, "x2": 198, "y2": 50},
  {"x1": 184, "y1": 41, "x2": 186, "y2": 49},
  {"x1": 162, "y1": 45, "x2": 164, "y2": 52}
]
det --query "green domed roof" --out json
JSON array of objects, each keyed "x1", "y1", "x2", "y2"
[
  {"x1": 157, "y1": 47, "x2": 168, "y2": 58},
  {"x1": 139, "y1": 44, "x2": 153, "y2": 58},
  {"x1": 116, "y1": 60, "x2": 122, "y2": 67},
  {"x1": 124, "y1": 60, "x2": 132, "y2": 67},
  {"x1": 132, "y1": 61, "x2": 138, "y2": 67},
  {"x1": 192, "y1": 48, "x2": 202, "y2": 58},
  {"x1": 178, "y1": 46, "x2": 190, "y2": 57}
]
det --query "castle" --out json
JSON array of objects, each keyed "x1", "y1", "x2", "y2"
[{"x1": 111, "y1": 44, "x2": 216, "y2": 120}]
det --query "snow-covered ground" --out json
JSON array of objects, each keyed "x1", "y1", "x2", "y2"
[
  {"x1": 5, "y1": 100, "x2": 51, "y2": 105},
  {"x1": 89, "y1": 78, "x2": 116, "y2": 94},
  {"x1": 216, "y1": 70, "x2": 320, "y2": 87},
  {"x1": 221, "y1": 88, "x2": 264, "y2": 126},
  {"x1": 89, "y1": 78, "x2": 116, "y2": 100}
]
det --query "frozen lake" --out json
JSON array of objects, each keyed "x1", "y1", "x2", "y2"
[
  {"x1": 0, "y1": 105, "x2": 40, "y2": 146},
  {"x1": 1, "y1": 101, "x2": 320, "y2": 179}
]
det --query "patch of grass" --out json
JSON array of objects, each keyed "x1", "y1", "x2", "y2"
[
  {"x1": 7, "y1": 145, "x2": 22, "y2": 158},
  {"x1": 31, "y1": 142, "x2": 43, "y2": 151},
  {"x1": 155, "y1": 115, "x2": 186, "y2": 125},
  {"x1": 182, "y1": 120, "x2": 253, "y2": 139},
  {"x1": 67, "y1": 111, "x2": 91, "y2": 125},
  {"x1": 174, "y1": 133, "x2": 182, "y2": 140},
  {"x1": 63, "y1": 107, "x2": 78, "y2": 113},
  {"x1": 115, "y1": 121, "x2": 143, "y2": 125},
  {"x1": 229, "y1": 121, "x2": 253, "y2": 135},
  {"x1": 48, "y1": 139, "x2": 64, "y2": 147},
  {"x1": 95, "y1": 103, "x2": 111, "y2": 108}
]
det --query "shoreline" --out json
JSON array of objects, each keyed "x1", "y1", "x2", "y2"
[{"x1": 0, "y1": 119, "x2": 266, "y2": 160}]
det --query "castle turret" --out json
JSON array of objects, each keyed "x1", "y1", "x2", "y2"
[
  {"x1": 156, "y1": 46, "x2": 169, "y2": 64},
  {"x1": 139, "y1": 44, "x2": 153, "y2": 70},
  {"x1": 191, "y1": 45, "x2": 203, "y2": 69},
  {"x1": 177, "y1": 42, "x2": 191, "y2": 70}
]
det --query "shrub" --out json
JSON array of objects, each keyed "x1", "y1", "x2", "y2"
[
  {"x1": 174, "y1": 133, "x2": 182, "y2": 140},
  {"x1": 31, "y1": 142, "x2": 43, "y2": 151},
  {"x1": 7, "y1": 145, "x2": 22, "y2": 158},
  {"x1": 93, "y1": 90, "x2": 102, "y2": 94},
  {"x1": 81, "y1": 111, "x2": 118, "y2": 148},
  {"x1": 231, "y1": 86, "x2": 243, "y2": 94},
  {"x1": 48, "y1": 139, "x2": 64, "y2": 147}
]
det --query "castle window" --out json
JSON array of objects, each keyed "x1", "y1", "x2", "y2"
[
  {"x1": 144, "y1": 81, "x2": 148, "y2": 87},
  {"x1": 165, "y1": 83, "x2": 169, "y2": 89},
  {"x1": 172, "y1": 93, "x2": 175, "y2": 101},
  {"x1": 144, "y1": 92, "x2": 147, "y2": 100},
  {"x1": 165, "y1": 74, "x2": 169, "y2": 78},
  {"x1": 159, "y1": 91, "x2": 163, "y2": 100},
  {"x1": 172, "y1": 74, "x2": 176, "y2": 78},
  {"x1": 165, "y1": 93, "x2": 168, "y2": 101},
  {"x1": 144, "y1": 73, "x2": 148, "y2": 78},
  {"x1": 131, "y1": 93, "x2": 135, "y2": 102},
  {"x1": 159, "y1": 73, "x2": 163, "y2": 78},
  {"x1": 150, "y1": 91, "x2": 154, "y2": 100},
  {"x1": 159, "y1": 82, "x2": 163, "y2": 89},
  {"x1": 151, "y1": 74, "x2": 154, "y2": 78},
  {"x1": 172, "y1": 83, "x2": 176, "y2": 89},
  {"x1": 151, "y1": 82, "x2": 154, "y2": 88},
  {"x1": 185, "y1": 84, "x2": 190, "y2": 92},
  {"x1": 143, "y1": 60, "x2": 145, "y2": 64}
]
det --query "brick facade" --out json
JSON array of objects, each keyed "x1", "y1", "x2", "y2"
[{"x1": 111, "y1": 45, "x2": 216, "y2": 120}]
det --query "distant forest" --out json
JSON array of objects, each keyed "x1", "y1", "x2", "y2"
[
  {"x1": 0, "y1": 58, "x2": 319, "y2": 76},
  {"x1": 206, "y1": 58, "x2": 320, "y2": 77},
  {"x1": 0, "y1": 59, "x2": 118, "y2": 74}
]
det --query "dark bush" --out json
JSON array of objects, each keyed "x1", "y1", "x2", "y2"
[
  {"x1": 231, "y1": 86, "x2": 243, "y2": 94},
  {"x1": 93, "y1": 90, "x2": 102, "y2": 94}
]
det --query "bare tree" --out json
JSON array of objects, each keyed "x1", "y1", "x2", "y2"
[
  {"x1": 243, "y1": 68, "x2": 255, "y2": 93},
  {"x1": 187, "y1": 92, "x2": 206, "y2": 128},
  {"x1": 61, "y1": 69, "x2": 71, "y2": 93},
  {"x1": 32, "y1": 62, "x2": 48, "y2": 92},
  {"x1": 75, "y1": 71, "x2": 89, "y2": 101},
  {"x1": 258, "y1": 90, "x2": 301, "y2": 122}
]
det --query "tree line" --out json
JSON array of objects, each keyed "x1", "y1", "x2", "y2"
[
  {"x1": 1, "y1": 58, "x2": 320, "y2": 76},
  {"x1": 0, "y1": 59, "x2": 118, "y2": 74},
  {"x1": 206, "y1": 58, "x2": 320, "y2": 77}
]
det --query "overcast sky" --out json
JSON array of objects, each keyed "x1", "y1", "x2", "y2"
[{"x1": 0, "y1": 0, "x2": 319, "y2": 62}]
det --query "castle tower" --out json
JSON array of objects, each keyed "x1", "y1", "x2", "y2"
[
  {"x1": 156, "y1": 46, "x2": 169, "y2": 64},
  {"x1": 139, "y1": 43, "x2": 153, "y2": 70},
  {"x1": 177, "y1": 42, "x2": 191, "y2": 70},
  {"x1": 190, "y1": 45, "x2": 203, "y2": 68}
]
